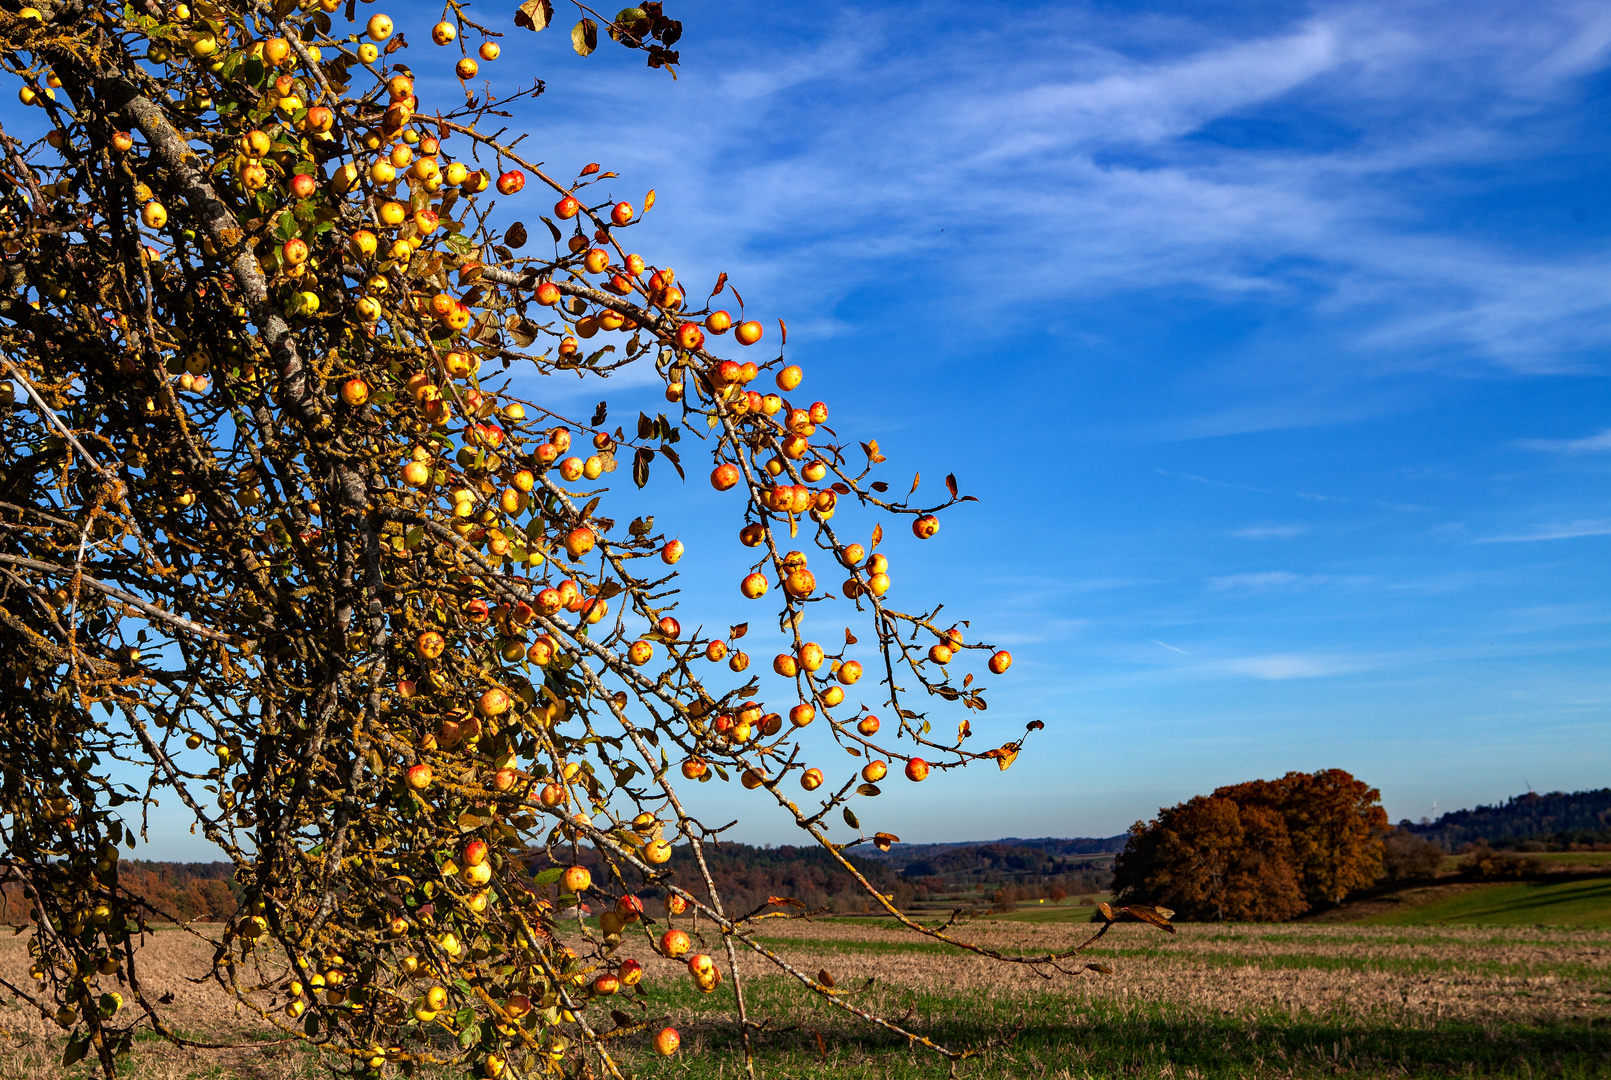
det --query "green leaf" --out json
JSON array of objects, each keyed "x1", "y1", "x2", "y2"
[
  {"x1": 62, "y1": 1037, "x2": 89, "y2": 1067},
  {"x1": 572, "y1": 18, "x2": 598, "y2": 55},
  {"x1": 532, "y1": 867, "x2": 564, "y2": 886},
  {"x1": 843, "y1": 807, "x2": 859, "y2": 829}
]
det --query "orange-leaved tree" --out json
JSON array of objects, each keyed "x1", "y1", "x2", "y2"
[
  {"x1": 0, "y1": 2, "x2": 1172, "y2": 1078},
  {"x1": 1109, "y1": 796, "x2": 1307, "y2": 922},
  {"x1": 1113, "y1": 769, "x2": 1388, "y2": 921}
]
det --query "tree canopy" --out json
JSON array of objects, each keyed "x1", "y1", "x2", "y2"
[
  {"x1": 0, "y1": 2, "x2": 1170, "y2": 1077},
  {"x1": 1113, "y1": 769, "x2": 1388, "y2": 921}
]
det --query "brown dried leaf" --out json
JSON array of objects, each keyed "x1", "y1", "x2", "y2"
[
  {"x1": 729, "y1": 622, "x2": 748, "y2": 640},
  {"x1": 870, "y1": 523, "x2": 883, "y2": 550},
  {"x1": 710, "y1": 271, "x2": 727, "y2": 297},
  {"x1": 580, "y1": 162, "x2": 600, "y2": 176},
  {"x1": 945, "y1": 472, "x2": 958, "y2": 499},
  {"x1": 1120, "y1": 904, "x2": 1177, "y2": 934},
  {"x1": 908, "y1": 472, "x2": 920, "y2": 496},
  {"x1": 514, "y1": 0, "x2": 554, "y2": 30},
  {"x1": 872, "y1": 832, "x2": 899, "y2": 851},
  {"x1": 817, "y1": 968, "x2": 835, "y2": 989}
]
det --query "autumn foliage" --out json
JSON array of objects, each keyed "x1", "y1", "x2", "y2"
[
  {"x1": 1113, "y1": 770, "x2": 1390, "y2": 922},
  {"x1": 0, "y1": 1, "x2": 1170, "y2": 1077}
]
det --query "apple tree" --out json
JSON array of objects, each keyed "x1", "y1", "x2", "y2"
[{"x1": 0, "y1": 1, "x2": 1171, "y2": 1076}]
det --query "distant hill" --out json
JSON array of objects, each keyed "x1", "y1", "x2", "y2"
[
  {"x1": 856, "y1": 836, "x2": 1127, "y2": 867},
  {"x1": 1404, "y1": 788, "x2": 1611, "y2": 851},
  {"x1": 1, "y1": 860, "x2": 239, "y2": 925}
]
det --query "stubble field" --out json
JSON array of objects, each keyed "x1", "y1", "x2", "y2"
[{"x1": 1, "y1": 916, "x2": 1606, "y2": 1080}]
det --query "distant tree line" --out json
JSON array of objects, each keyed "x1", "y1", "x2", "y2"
[
  {"x1": 1403, "y1": 788, "x2": 1611, "y2": 851},
  {"x1": 894, "y1": 843, "x2": 1111, "y2": 911},
  {"x1": 1, "y1": 861, "x2": 239, "y2": 925}
]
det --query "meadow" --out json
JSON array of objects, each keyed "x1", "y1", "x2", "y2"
[{"x1": 2, "y1": 904, "x2": 1606, "y2": 1080}]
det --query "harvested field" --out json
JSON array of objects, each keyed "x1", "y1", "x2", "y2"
[{"x1": 1, "y1": 919, "x2": 1606, "y2": 1078}]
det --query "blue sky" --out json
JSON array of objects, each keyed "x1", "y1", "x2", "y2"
[
  {"x1": 472, "y1": 0, "x2": 1611, "y2": 844},
  {"x1": 142, "y1": 0, "x2": 1611, "y2": 855}
]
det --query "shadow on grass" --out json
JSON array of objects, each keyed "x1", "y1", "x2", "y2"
[{"x1": 651, "y1": 999, "x2": 1608, "y2": 1078}]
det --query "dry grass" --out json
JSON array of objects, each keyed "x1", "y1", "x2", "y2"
[
  {"x1": 1, "y1": 918, "x2": 1606, "y2": 1078},
  {"x1": 734, "y1": 918, "x2": 1610, "y2": 1022},
  {"x1": 0, "y1": 927, "x2": 301, "y2": 1080}
]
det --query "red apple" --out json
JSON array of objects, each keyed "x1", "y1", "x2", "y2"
[
  {"x1": 496, "y1": 170, "x2": 525, "y2": 195},
  {"x1": 676, "y1": 322, "x2": 704, "y2": 351},
  {"x1": 659, "y1": 928, "x2": 690, "y2": 957},
  {"x1": 905, "y1": 758, "x2": 929, "y2": 782},
  {"x1": 564, "y1": 526, "x2": 596, "y2": 558}
]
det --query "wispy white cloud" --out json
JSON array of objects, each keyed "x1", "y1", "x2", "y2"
[
  {"x1": 1514, "y1": 428, "x2": 1611, "y2": 453},
  {"x1": 515, "y1": 0, "x2": 1611, "y2": 390},
  {"x1": 1206, "y1": 570, "x2": 1372, "y2": 592},
  {"x1": 1476, "y1": 520, "x2": 1611, "y2": 543},
  {"x1": 1153, "y1": 639, "x2": 1189, "y2": 655},
  {"x1": 1215, "y1": 653, "x2": 1364, "y2": 679},
  {"x1": 1208, "y1": 570, "x2": 1305, "y2": 592},
  {"x1": 1230, "y1": 522, "x2": 1308, "y2": 539}
]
